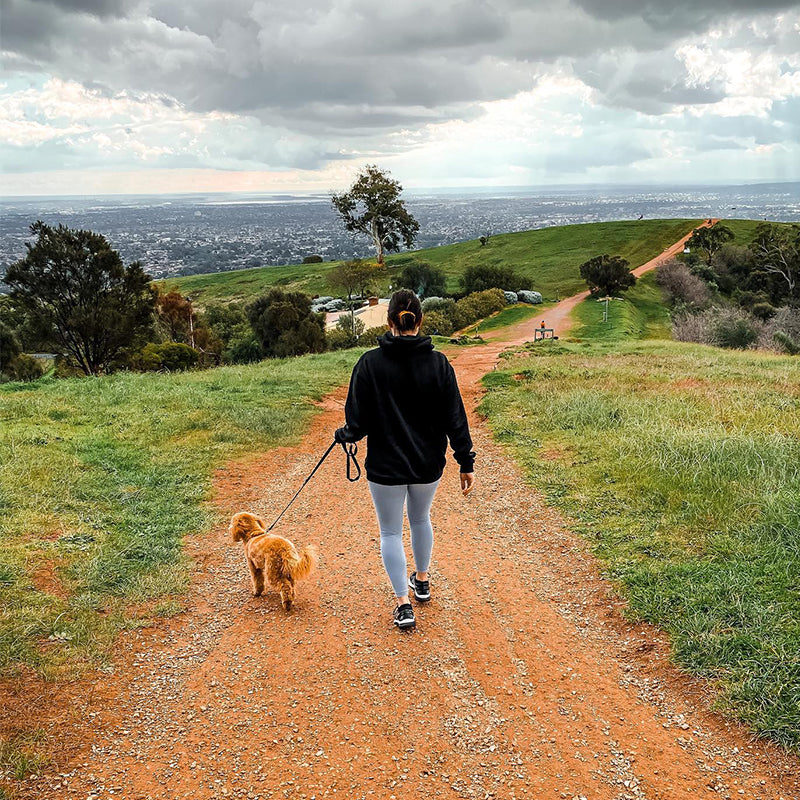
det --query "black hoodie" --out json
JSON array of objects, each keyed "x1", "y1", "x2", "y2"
[{"x1": 340, "y1": 332, "x2": 475, "y2": 486}]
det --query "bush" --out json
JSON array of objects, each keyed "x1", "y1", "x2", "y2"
[
  {"x1": 5, "y1": 353, "x2": 44, "y2": 382},
  {"x1": 247, "y1": 289, "x2": 326, "y2": 358},
  {"x1": 357, "y1": 325, "x2": 389, "y2": 347},
  {"x1": 752, "y1": 302, "x2": 777, "y2": 321},
  {"x1": 713, "y1": 315, "x2": 758, "y2": 350},
  {"x1": 302, "y1": 255, "x2": 324, "y2": 264},
  {"x1": 503, "y1": 291, "x2": 518, "y2": 304},
  {"x1": 451, "y1": 288, "x2": 506, "y2": 330},
  {"x1": 395, "y1": 261, "x2": 446, "y2": 298},
  {"x1": 326, "y1": 328, "x2": 356, "y2": 351},
  {"x1": 0, "y1": 319, "x2": 21, "y2": 376},
  {"x1": 656, "y1": 260, "x2": 711, "y2": 309},
  {"x1": 516, "y1": 290, "x2": 543, "y2": 304},
  {"x1": 421, "y1": 296, "x2": 454, "y2": 313},
  {"x1": 131, "y1": 342, "x2": 199, "y2": 371},
  {"x1": 460, "y1": 264, "x2": 532, "y2": 294},
  {"x1": 421, "y1": 310, "x2": 454, "y2": 337},
  {"x1": 223, "y1": 331, "x2": 263, "y2": 364}
]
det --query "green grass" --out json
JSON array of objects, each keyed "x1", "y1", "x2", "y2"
[
  {"x1": 571, "y1": 272, "x2": 671, "y2": 343},
  {"x1": 167, "y1": 219, "x2": 704, "y2": 307},
  {"x1": 468, "y1": 303, "x2": 546, "y2": 334},
  {"x1": 0, "y1": 351, "x2": 360, "y2": 678},
  {"x1": 480, "y1": 339, "x2": 800, "y2": 749}
]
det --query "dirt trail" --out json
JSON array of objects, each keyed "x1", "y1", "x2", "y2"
[
  {"x1": 10, "y1": 223, "x2": 800, "y2": 800},
  {"x1": 541, "y1": 220, "x2": 718, "y2": 338}
]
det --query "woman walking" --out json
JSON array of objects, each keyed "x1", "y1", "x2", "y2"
[{"x1": 335, "y1": 289, "x2": 475, "y2": 630}]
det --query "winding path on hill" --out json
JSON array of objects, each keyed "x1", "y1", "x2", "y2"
[
  {"x1": 540, "y1": 219, "x2": 718, "y2": 337},
  {"x1": 11, "y1": 221, "x2": 799, "y2": 800}
]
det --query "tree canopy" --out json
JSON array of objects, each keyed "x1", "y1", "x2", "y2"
[
  {"x1": 579, "y1": 254, "x2": 637, "y2": 297},
  {"x1": 687, "y1": 224, "x2": 735, "y2": 266},
  {"x1": 395, "y1": 261, "x2": 446, "y2": 298},
  {"x1": 460, "y1": 264, "x2": 532, "y2": 294},
  {"x1": 331, "y1": 165, "x2": 420, "y2": 265},
  {"x1": 247, "y1": 289, "x2": 326, "y2": 358},
  {"x1": 4, "y1": 221, "x2": 156, "y2": 375}
]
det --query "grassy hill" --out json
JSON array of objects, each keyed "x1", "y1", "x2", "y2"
[{"x1": 165, "y1": 219, "x2": 704, "y2": 306}]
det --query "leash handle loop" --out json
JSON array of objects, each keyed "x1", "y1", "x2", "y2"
[{"x1": 343, "y1": 442, "x2": 361, "y2": 482}]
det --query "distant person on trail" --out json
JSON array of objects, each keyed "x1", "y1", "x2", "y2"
[{"x1": 334, "y1": 289, "x2": 475, "y2": 631}]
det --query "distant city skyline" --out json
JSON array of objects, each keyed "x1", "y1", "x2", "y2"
[{"x1": 3, "y1": 0, "x2": 799, "y2": 196}]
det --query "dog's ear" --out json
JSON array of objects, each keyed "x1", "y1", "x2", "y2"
[{"x1": 230, "y1": 513, "x2": 248, "y2": 542}]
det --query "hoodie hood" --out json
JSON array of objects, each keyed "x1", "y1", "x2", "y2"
[{"x1": 378, "y1": 331, "x2": 435, "y2": 358}]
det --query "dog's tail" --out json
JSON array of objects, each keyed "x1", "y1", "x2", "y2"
[{"x1": 285, "y1": 544, "x2": 318, "y2": 582}]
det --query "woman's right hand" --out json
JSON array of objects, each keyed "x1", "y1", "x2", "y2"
[{"x1": 460, "y1": 472, "x2": 474, "y2": 496}]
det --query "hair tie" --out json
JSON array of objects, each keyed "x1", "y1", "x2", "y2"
[{"x1": 398, "y1": 310, "x2": 416, "y2": 320}]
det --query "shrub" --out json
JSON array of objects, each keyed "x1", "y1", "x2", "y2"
[
  {"x1": 452, "y1": 288, "x2": 505, "y2": 330},
  {"x1": 713, "y1": 315, "x2": 758, "y2": 350},
  {"x1": 302, "y1": 255, "x2": 324, "y2": 264},
  {"x1": 326, "y1": 328, "x2": 356, "y2": 351},
  {"x1": 656, "y1": 260, "x2": 711, "y2": 309},
  {"x1": 5, "y1": 353, "x2": 44, "y2": 382},
  {"x1": 357, "y1": 325, "x2": 389, "y2": 347},
  {"x1": 395, "y1": 261, "x2": 446, "y2": 298},
  {"x1": 223, "y1": 331, "x2": 263, "y2": 364},
  {"x1": 247, "y1": 289, "x2": 326, "y2": 358},
  {"x1": 421, "y1": 296, "x2": 454, "y2": 314},
  {"x1": 752, "y1": 302, "x2": 777, "y2": 321},
  {"x1": 503, "y1": 291, "x2": 518, "y2": 304},
  {"x1": 421, "y1": 310, "x2": 454, "y2": 337},
  {"x1": 460, "y1": 264, "x2": 532, "y2": 294},
  {"x1": 0, "y1": 319, "x2": 21, "y2": 376},
  {"x1": 131, "y1": 342, "x2": 199, "y2": 371},
  {"x1": 517, "y1": 290, "x2": 543, "y2": 304},
  {"x1": 774, "y1": 331, "x2": 800, "y2": 355}
]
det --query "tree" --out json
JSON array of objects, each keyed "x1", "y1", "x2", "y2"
[
  {"x1": 687, "y1": 224, "x2": 735, "y2": 266},
  {"x1": 579, "y1": 254, "x2": 637, "y2": 297},
  {"x1": 752, "y1": 223, "x2": 799, "y2": 305},
  {"x1": 155, "y1": 287, "x2": 193, "y2": 343},
  {"x1": 4, "y1": 222, "x2": 156, "y2": 375},
  {"x1": 395, "y1": 261, "x2": 446, "y2": 298},
  {"x1": 460, "y1": 264, "x2": 532, "y2": 294},
  {"x1": 0, "y1": 319, "x2": 21, "y2": 376},
  {"x1": 247, "y1": 289, "x2": 326, "y2": 358},
  {"x1": 331, "y1": 165, "x2": 420, "y2": 265}
]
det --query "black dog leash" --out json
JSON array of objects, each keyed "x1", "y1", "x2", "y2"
[{"x1": 264, "y1": 440, "x2": 360, "y2": 534}]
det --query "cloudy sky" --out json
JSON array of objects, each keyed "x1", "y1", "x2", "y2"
[{"x1": 2, "y1": 0, "x2": 800, "y2": 195}]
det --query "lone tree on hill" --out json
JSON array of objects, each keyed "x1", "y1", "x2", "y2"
[
  {"x1": 687, "y1": 223, "x2": 734, "y2": 266},
  {"x1": 4, "y1": 221, "x2": 156, "y2": 375},
  {"x1": 331, "y1": 165, "x2": 420, "y2": 265},
  {"x1": 247, "y1": 289, "x2": 326, "y2": 358},
  {"x1": 580, "y1": 254, "x2": 637, "y2": 297}
]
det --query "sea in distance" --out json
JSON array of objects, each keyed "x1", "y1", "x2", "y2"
[{"x1": 1, "y1": 182, "x2": 798, "y2": 282}]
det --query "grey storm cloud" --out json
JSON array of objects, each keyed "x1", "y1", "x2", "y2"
[
  {"x1": 3, "y1": 0, "x2": 800, "y2": 179},
  {"x1": 8, "y1": 0, "x2": 799, "y2": 130}
]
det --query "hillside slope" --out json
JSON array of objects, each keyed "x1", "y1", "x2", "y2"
[{"x1": 165, "y1": 218, "x2": 704, "y2": 306}]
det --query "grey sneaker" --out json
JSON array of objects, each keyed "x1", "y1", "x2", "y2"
[
  {"x1": 393, "y1": 603, "x2": 416, "y2": 630},
  {"x1": 408, "y1": 571, "x2": 431, "y2": 602}
]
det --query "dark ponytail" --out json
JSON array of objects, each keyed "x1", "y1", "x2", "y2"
[{"x1": 388, "y1": 289, "x2": 422, "y2": 332}]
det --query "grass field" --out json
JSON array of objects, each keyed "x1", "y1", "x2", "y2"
[
  {"x1": 480, "y1": 339, "x2": 800, "y2": 748},
  {"x1": 0, "y1": 351, "x2": 360, "y2": 679},
  {"x1": 166, "y1": 219, "x2": 703, "y2": 306}
]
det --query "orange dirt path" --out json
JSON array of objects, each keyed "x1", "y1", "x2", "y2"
[{"x1": 7, "y1": 222, "x2": 799, "y2": 800}]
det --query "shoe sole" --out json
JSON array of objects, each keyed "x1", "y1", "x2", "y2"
[
  {"x1": 408, "y1": 576, "x2": 431, "y2": 602},
  {"x1": 394, "y1": 619, "x2": 416, "y2": 629}
]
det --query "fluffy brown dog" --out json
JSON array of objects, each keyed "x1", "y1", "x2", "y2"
[{"x1": 229, "y1": 512, "x2": 318, "y2": 610}]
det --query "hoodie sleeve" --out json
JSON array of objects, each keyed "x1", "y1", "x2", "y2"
[
  {"x1": 342, "y1": 354, "x2": 370, "y2": 442},
  {"x1": 443, "y1": 359, "x2": 476, "y2": 472}
]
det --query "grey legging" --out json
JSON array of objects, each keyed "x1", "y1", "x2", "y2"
[{"x1": 367, "y1": 479, "x2": 441, "y2": 597}]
